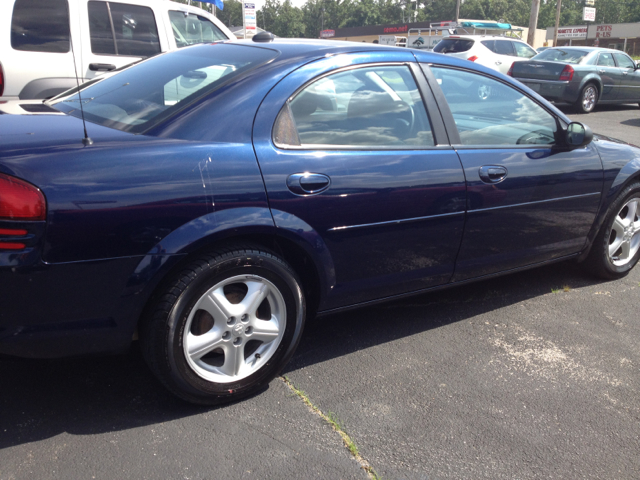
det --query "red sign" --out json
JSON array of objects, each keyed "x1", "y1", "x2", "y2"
[
  {"x1": 383, "y1": 25, "x2": 408, "y2": 34},
  {"x1": 320, "y1": 29, "x2": 335, "y2": 38}
]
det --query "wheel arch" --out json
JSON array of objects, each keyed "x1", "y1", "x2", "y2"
[
  {"x1": 577, "y1": 157, "x2": 640, "y2": 262},
  {"x1": 119, "y1": 207, "x2": 335, "y2": 341}
]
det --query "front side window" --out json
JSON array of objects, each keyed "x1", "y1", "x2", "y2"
[
  {"x1": 274, "y1": 65, "x2": 434, "y2": 148},
  {"x1": 169, "y1": 11, "x2": 227, "y2": 47},
  {"x1": 513, "y1": 41, "x2": 536, "y2": 58},
  {"x1": 11, "y1": 0, "x2": 70, "y2": 53},
  {"x1": 88, "y1": 1, "x2": 115, "y2": 55},
  {"x1": 52, "y1": 44, "x2": 277, "y2": 133},
  {"x1": 613, "y1": 53, "x2": 635, "y2": 69},
  {"x1": 494, "y1": 40, "x2": 514, "y2": 56},
  {"x1": 431, "y1": 67, "x2": 557, "y2": 146}
]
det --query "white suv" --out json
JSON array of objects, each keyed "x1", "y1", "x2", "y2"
[
  {"x1": 433, "y1": 35, "x2": 537, "y2": 75},
  {"x1": 0, "y1": 0, "x2": 234, "y2": 101}
]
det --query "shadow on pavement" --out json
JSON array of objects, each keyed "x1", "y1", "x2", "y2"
[{"x1": 0, "y1": 260, "x2": 612, "y2": 450}]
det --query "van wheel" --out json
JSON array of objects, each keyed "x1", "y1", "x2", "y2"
[{"x1": 141, "y1": 246, "x2": 305, "y2": 404}]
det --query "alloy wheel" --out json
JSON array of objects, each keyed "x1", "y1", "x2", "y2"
[{"x1": 608, "y1": 197, "x2": 640, "y2": 267}]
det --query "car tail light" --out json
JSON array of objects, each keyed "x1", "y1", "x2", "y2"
[
  {"x1": 0, "y1": 173, "x2": 46, "y2": 221},
  {"x1": 467, "y1": 55, "x2": 478, "y2": 62},
  {"x1": 559, "y1": 65, "x2": 574, "y2": 81},
  {"x1": 0, "y1": 64, "x2": 4, "y2": 96},
  {"x1": 507, "y1": 62, "x2": 515, "y2": 76}
]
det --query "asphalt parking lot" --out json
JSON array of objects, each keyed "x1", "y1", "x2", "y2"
[{"x1": 2, "y1": 104, "x2": 640, "y2": 480}]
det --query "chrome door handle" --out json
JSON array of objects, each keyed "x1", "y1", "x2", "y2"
[
  {"x1": 479, "y1": 165, "x2": 508, "y2": 184},
  {"x1": 286, "y1": 173, "x2": 331, "y2": 195}
]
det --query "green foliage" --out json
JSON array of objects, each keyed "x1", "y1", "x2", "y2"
[{"x1": 169, "y1": 0, "x2": 640, "y2": 39}]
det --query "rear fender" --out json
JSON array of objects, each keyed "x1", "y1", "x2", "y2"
[{"x1": 119, "y1": 207, "x2": 336, "y2": 337}]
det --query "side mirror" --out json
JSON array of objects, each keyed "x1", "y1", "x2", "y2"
[{"x1": 565, "y1": 122, "x2": 593, "y2": 148}]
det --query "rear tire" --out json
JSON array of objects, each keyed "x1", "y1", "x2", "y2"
[
  {"x1": 574, "y1": 83, "x2": 598, "y2": 113},
  {"x1": 141, "y1": 246, "x2": 305, "y2": 405},
  {"x1": 584, "y1": 183, "x2": 640, "y2": 279}
]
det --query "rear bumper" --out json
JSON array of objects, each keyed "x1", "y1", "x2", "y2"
[
  {"x1": 516, "y1": 78, "x2": 580, "y2": 104},
  {"x1": 0, "y1": 257, "x2": 144, "y2": 358}
]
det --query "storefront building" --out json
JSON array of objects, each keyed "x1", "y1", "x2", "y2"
[{"x1": 546, "y1": 22, "x2": 640, "y2": 55}]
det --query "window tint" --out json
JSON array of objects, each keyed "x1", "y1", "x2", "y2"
[
  {"x1": 494, "y1": 40, "x2": 514, "y2": 56},
  {"x1": 597, "y1": 53, "x2": 616, "y2": 67},
  {"x1": 109, "y1": 3, "x2": 160, "y2": 56},
  {"x1": 433, "y1": 39, "x2": 474, "y2": 53},
  {"x1": 11, "y1": 0, "x2": 70, "y2": 53},
  {"x1": 88, "y1": 1, "x2": 115, "y2": 55},
  {"x1": 52, "y1": 44, "x2": 277, "y2": 133},
  {"x1": 431, "y1": 67, "x2": 557, "y2": 146},
  {"x1": 533, "y1": 48, "x2": 588, "y2": 64},
  {"x1": 169, "y1": 11, "x2": 227, "y2": 47},
  {"x1": 613, "y1": 53, "x2": 635, "y2": 69},
  {"x1": 513, "y1": 41, "x2": 536, "y2": 58},
  {"x1": 274, "y1": 66, "x2": 434, "y2": 148}
]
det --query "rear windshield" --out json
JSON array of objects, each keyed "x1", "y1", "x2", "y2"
[
  {"x1": 52, "y1": 44, "x2": 278, "y2": 133},
  {"x1": 533, "y1": 48, "x2": 589, "y2": 64},
  {"x1": 433, "y1": 39, "x2": 474, "y2": 54}
]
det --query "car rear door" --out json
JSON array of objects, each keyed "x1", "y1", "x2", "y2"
[
  {"x1": 253, "y1": 51, "x2": 466, "y2": 310},
  {"x1": 418, "y1": 61, "x2": 603, "y2": 281},
  {"x1": 595, "y1": 51, "x2": 622, "y2": 101},
  {"x1": 79, "y1": 0, "x2": 169, "y2": 80}
]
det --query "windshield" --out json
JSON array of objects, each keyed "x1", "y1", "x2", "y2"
[
  {"x1": 532, "y1": 48, "x2": 589, "y2": 64},
  {"x1": 52, "y1": 44, "x2": 277, "y2": 133},
  {"x1": 433, "y1": 39, "x2": 474, "y2": 54}
]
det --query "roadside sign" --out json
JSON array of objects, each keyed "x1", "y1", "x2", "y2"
[
  {"x1": 243, "y1": 2, "x2": 256, "y2": 38},
  {"x1": 583, "y1": 7, "x2": 596, "y2": 22}
]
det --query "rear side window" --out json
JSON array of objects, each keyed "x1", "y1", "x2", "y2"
[
  {"x1": 597, "y1": 53, "x2": 616, "y2": 67},
  {"x1": 169, "y1": 11, "x2": 227, "y2": 47},
  {"x1": 481, "y1": 40, "x2": 496, "y2": 53},
  {"x1": 433, "y1": 39, "x2": 474, "y2": 54},
  {"x1": 11, "y1": 0, "x2": 70, "y2": 53},
  {"x1": 88, "y1": 1, "x2": 160, "y2": 57},
  {"x1": 274, "y1": 65, "x2": 434, "y2": 148}
]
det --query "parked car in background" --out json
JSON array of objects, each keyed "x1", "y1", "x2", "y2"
[
  {"x1": 508, "y1": 47, "x2": 640, "y2": 113},
  {"x1": 2, "y1": 37, "x2": 640, "y2": 405},
  {"x1": 0, "y1": 0, "x2": 234, "y2": 101},
  {"x1": 433, "y1": 34, "x2": 537, "y2": 75}
]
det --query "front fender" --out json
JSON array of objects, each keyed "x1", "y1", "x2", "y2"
[{"x1": 578, "y1": 138, "x2": 640, "y2": 261}]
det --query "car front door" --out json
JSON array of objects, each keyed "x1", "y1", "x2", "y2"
[
  {"x1": 613, "y1": 52, "x2": 640, "y2": 102},
  {"x1": 253, "y1": 52, "x2": 466, "y2": 310},
  {"x1": 421, "y1": 63, "x2": 603, "y2": 281}
]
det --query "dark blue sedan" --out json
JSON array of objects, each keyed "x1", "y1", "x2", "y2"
[{"x1": 1, "y1": 36, "x2": 640, "y2": 404}]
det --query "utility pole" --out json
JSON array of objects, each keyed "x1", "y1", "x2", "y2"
[
  {"x1": 527, "y1": 0, "x2": 540, "y2": 46},
  {"x1": 552, "y1": 0, "x2": 562, "y2": 46},
  {"x1": 455, "y1": 0, "x2": 461, "y2": 23}
]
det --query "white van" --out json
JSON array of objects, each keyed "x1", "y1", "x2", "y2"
[{"x1": 0, "y1": 0, "x2": 234, "y2": 101}]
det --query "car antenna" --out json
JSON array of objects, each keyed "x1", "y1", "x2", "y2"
[{"x1": 69, "y1": 25, "x2": 93, "y2": 146}]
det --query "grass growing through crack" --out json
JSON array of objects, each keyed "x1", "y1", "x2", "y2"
[
  {"x1": 281, "y1": 376, "x2": 380, "y2": 480},
  {"x1": 551, "y1": 285, "x2": 571, "y2": 294}
]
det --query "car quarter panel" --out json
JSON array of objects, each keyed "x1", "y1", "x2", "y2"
[{"x1": 253, "y1": 51, "x2": 467, "y2": 311}]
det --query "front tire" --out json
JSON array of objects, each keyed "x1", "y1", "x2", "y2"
[
  {"x1": 141, "y1": 246, "x2": 305, "y2": 404},
  {"x1": 574, "y1": 83, "x2": 598, "y2": 113},
  {"x1": 585, "y1": 183, "x2": 640, "y2": 279}
]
